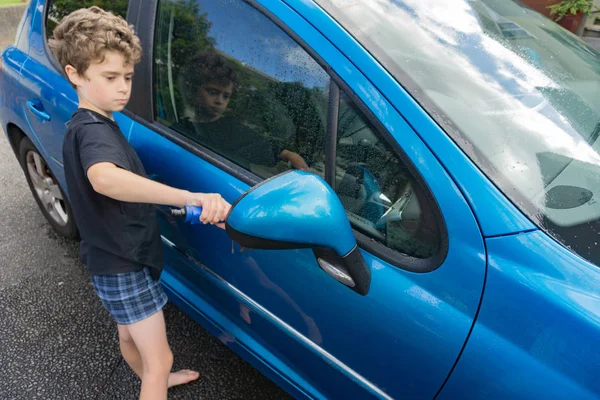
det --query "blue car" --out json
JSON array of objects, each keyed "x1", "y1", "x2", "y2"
[{"x1": 2, "y1": 0, "x2": 600, "y2": 398}]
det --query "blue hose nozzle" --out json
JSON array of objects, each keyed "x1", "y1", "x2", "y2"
[{"x1": 171, "y1": 205, "x2": 203, "y2": 224}]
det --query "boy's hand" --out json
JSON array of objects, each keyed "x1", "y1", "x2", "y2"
[
  {"x1": 186, "y1": 192, "x2": 231, "y2": 229},
  {"x1": 280, "y1": 150, "x2": 309, "y2": 171},
  {"x1": 289, "y1": 154, "x2": 309, "y2": 171}
]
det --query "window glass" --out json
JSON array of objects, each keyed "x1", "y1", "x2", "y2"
[
  {"x1": 47, "y1": 1, "x2": 129, "y2": 37},
  {"x1": 335, "y1": 91, "x2": 440, "y2": 258},
  {"x1": 154, "y1": 0, "x2": 330, "y2": 179}
]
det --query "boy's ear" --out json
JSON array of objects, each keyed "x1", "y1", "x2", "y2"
[{"x1": 64, "y1": 64, "x2": 83, "y2": 87}]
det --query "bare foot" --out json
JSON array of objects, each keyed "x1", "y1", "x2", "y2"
[{"x1": 168, "y1": 369, "x2": 200, "y2": 388}]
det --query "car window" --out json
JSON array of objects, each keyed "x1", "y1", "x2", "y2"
[
  {"x1": 335, "y1": 91, "x2": 440, "y2": 258},
  {"x1": 46, "y1": 1, "x2": 130, "y2": 38},
  {"x1": 153, "y1": 0, "x2": 330, "y2": 179}
]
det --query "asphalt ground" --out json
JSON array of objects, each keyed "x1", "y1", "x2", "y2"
[{"x1": 0, "y1": 131, "x2": 292, "y2": 399}]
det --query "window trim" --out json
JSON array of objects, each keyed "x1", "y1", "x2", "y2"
[
  {"x1": 137, "y1": 0, "x2": 449, "y2": 272},
  {"x1": 325, "y1": 82, "x2": 340, "y2": 189},
  {"x1": 126, "y1": 0, "x2": 155, "y2": 119},
  {"x1": 43, "y1": 0, "x2": 67, "y2": 75}
]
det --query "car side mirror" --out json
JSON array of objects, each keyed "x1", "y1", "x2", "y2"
[{"x1": 226, "y1": 171, "x2": 371, "y2": 295}]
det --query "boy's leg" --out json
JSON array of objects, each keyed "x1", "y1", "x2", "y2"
[
  {"x1": 124, "y1": 311, "x2": 200, "y2": 396},
  {"x1": 119, "y1": 322, "x2": 200, "y2": 387},
  {"x1": 118, "y1": 324, "x2": 144, "y2": 379},
  {"x1": 127, "y1": 310, "x2": 172, "y2": 400},
  {"x1": 119, "y1": 321, "x2": 200, "y2": 387}
]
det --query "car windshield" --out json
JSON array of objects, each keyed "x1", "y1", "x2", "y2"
[{"x1": 315, "y1": 0, "x2": 600, "y2": 265}]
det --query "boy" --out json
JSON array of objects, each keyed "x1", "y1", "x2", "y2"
[{"x1": 49, "y1": 7, "x2": 230, "y2": 400}]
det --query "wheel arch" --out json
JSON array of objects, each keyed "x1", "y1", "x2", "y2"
[{"x1": 6, "y1": 123, "x2": 27, "y2": 163}]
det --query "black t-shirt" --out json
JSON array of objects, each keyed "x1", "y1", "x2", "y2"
[
  {"x1": 173, "y1": 117, "x2": 281, "y2": 169},
  {"x1": 62, "y1": 109, "x2": 164, "y2": 279}
]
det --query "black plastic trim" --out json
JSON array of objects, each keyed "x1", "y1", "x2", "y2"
[
  {"x1": 126, "y1": 0, "x2": 156, "y2": 119},
  {"x1": 226, "y1": 223, "x2": 313, "y2": 251},
  {"x1": 126, "y1": 0, "x2": 138, "y2": 23},
  {"x1": 313, "y1": 246, "x2": 370, "y2": 295},
  {"x1": 325, "y1": 82, "x2": 339, "y2": 189},
  {"x1": 42, "y1": 0, "x2": 63, "y2": 75},
  {"x1": 341, "y1": 246, "x2": 370, "y2": 295}
]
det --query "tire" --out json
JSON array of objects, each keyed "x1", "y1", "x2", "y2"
[{"x1": 19, "y1": 137, "x2": 79, "y2": 239}]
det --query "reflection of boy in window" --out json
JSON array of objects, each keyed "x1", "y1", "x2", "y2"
[{"x1": 175, "y1": 51, "x2": 307, "y2": 171}]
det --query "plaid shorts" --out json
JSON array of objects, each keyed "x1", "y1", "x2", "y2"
[{"x1": 91, "y1": 268, "x2": 168, "y2": 325}]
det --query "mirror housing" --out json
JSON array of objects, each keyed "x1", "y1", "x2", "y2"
[{"x1": 226, "y1": 171, "x2": 370, "y2": 295}]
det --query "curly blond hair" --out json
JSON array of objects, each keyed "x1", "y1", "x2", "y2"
[{"x1": 48, "y1": 6, "x2": 142, "y2": 81}]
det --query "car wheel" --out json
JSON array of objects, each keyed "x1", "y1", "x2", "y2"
[{"x1": 19, "y1": 137, "x2": 78, "y2": 239}]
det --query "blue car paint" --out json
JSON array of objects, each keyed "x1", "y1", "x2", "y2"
[
  {"x1": 0, "y1": 3, "x2": 33, "y2": 144},
  {"x1": 129, "y1": 105, "x2": 486, "y2": 398},
  {"x1": 126, "y1": 2, "x2": 486, "y2": 397},
  {"x1": 283, "y1": 0, "x2": 537, "y2": 238},
  {"x1": 158, "y1": 263, "x2": 325, "y2": 400},
  {"x1": 28, "y1": 0, "x2": 55, "y2": 70},
  {"x1": 439, "y1": 230, "x2": 600, "y2": 400},
  {"x1": 19, "y1": 54, "x2": 76, "y2": 190},
  {"x1": 0, "y1": 48, "x2": 29, "y2": 145},
  {"x1": 18, "y1": 0, "x2": 79, "y2": 182},
  {"x1": 2, "y1": 0, "x2": 599, "y2": 399},
  {"x1": 227, "y1": 171, "x2": 357, "y2": 256}
]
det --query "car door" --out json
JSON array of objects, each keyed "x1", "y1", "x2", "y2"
[
  {"x1": 19, "y1": 0, "x2": 132, "y2": 190},
  {"x1": 127, "y1": 0, "x2": 487, "y2": 398}
]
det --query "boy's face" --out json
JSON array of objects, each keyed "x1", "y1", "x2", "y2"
[
  {"x1": 66, "y1": 51, "x2": 134, "y2": 118},
  {"x1": 195, "y1": 81, "x2": 233, "y2": 122}
]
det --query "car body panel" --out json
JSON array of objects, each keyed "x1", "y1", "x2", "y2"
[
  {"x1": 128, "y1": 108, "x2": 485, "y2": 399},
  {"x1": 20, "y1": 55, "x2": 76, "y2": 190},
  {"x1": 0, "y1": 47, "x2": 29, "y2": 149},
  {"x1": 439, "y1": 230, "x2": 600, "y2": 399}
]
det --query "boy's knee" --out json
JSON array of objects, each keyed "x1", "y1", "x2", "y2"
[
  {"x1": 118, "y1": 326, "x2": 134, "y2": 344},
  {"x1": 144, "y1": 349, "x2": 173, "y2": 375}
]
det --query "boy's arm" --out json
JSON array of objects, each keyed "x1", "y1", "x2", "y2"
[
  {"x1": 88, "y1": 162, "x2": 188, "y2": 206},
  {"x1": 87, "y1": 162, "x2": 229, "y2": 225}
]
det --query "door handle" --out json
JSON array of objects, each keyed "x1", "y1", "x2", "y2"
[{"x1": 27, "y1": 100, "x2": 51, "y2": 122}]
